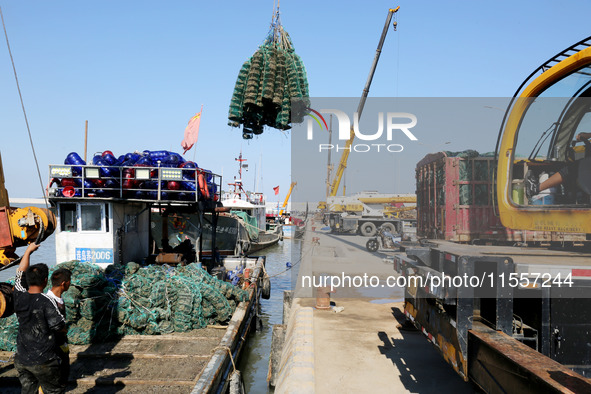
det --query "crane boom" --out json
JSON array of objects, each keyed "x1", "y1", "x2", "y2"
[
  {"x1": 328, "y1": 6, "x2": 399, "y2": 197},
  {"x1": 279, "y1": 182, "x2": 297, "y2": 215}
]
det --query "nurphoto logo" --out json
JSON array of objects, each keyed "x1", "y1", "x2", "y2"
[{"x1": 305, "y1": 108, "x2": 418, "y2": 153}]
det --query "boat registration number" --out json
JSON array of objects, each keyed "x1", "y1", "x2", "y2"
[{"x1": 75, "y1": 248, "x2": 113, "y2": 264}]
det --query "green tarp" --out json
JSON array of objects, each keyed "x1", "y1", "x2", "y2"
[{"x1": 231, "y1": 211, "x2": 259, "y2": 240}]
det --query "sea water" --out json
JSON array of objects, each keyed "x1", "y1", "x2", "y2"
[
  {"x1": 0, "y1": 233, "x2": 57, "y2": 282},
  {"x1": 238, "y1": 238, "x2": 301, "y2": 393}
]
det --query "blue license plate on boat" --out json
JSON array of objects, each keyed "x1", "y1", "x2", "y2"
[{"x1": 75, "y1": 248, "x2": 113, "y2": 264}]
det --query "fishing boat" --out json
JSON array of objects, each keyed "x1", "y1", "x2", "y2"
[
  {"x1": 0, "y1": 150, "x2": 268, "y2": 393},
  {"x1": 207, "y1": 152, "x2": 282, "y2": 255}
]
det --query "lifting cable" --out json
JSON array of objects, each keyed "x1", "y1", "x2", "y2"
[
  {"x1": 0, "y1": 6, "x2": 49, "y2": 210},
  {"x1": 394, "y1": 11, "x2": 400, "y2": 97}
]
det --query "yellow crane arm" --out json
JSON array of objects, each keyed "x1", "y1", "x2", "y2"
[
  {"x1": 279, "y1": 182, "x2": 297, "y2": 215},
  {"x1": 329, "y1": 127, "x2": 354, "y2": 197},
  {"x1": 358, "y1": 196, "x2": 416, "y2": 204},
  {"x1": 328, "y1": 6, "x2": 399, "y2": 197}
]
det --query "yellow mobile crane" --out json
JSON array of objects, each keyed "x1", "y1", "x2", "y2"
[{"x1": 318, "y1": 6, "x2": 416, "y2": 236}]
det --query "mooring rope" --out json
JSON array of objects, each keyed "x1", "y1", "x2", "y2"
[
  {"x1": 212, "y1": 345, "x2": 237, "y2": 373},
  {"x1": 0, "y1": 6, "x2": 49, "y2": 209}
]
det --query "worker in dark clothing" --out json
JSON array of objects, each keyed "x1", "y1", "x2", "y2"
[
  {"x1": 13, "y1": 243, "x2": 66, "y2": 394},
  {"x1": 526, "y1": 132, "x2": 591, "y2": 198},
  {"x1": 46, "y1": 268, "x2": 72, "y2": 389}
]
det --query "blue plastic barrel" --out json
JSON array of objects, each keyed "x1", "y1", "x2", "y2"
[
  {"x1": 65, "y1": 152, "x2": 86, "y2": 166},
  {"x1": 102, "y1": 153, "x2": 118, "y2": 165},
  {"x1": 135, "y1": 156, "x2": 152, "y2": 166},
  {"x1": 208, "y1": 183, "x2": 217, "y2": 198},
  {"x1": 148, "y1": 150, "x2": 170, "y2": 160},
  {"x1": 201, "y1": 169, "x2": 213, "y2": 183},
  {"x1": 65, "y1": 152, "x2": 86, "y2": 176},
  {"x1": 104, "y1": 179, "x2": 119, "y2": 189},
  {"x1": 182, "y1": 173, "x2": 197, "y2": 191}
]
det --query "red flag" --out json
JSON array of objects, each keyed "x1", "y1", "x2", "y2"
[
  {"x1": 273, "y1": 186, "x2": 280, "y2": 195},
  {"x1": 181, "y1": 106, "x2": 203, "y2": 154}
]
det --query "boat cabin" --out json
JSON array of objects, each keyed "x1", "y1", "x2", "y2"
[{"x1": 48, "y1": 161, "x2": 222, "y2": 267}]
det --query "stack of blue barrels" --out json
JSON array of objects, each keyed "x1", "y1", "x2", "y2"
[{"x1": 53, "y1": 150, "x2": 217, "y2": 201}]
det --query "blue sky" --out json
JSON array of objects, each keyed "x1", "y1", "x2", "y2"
[{"x1": 2, "y1": 1, "x2": 591, "y2": 200}]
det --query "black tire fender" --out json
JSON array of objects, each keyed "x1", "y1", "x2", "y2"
[{"x1": 261, "y1": 275, "x2": 271, "y2": 300}]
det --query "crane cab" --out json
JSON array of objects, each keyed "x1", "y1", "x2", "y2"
[{"x1": 497, "y1": 37, "x2": 591, "y2": 234}]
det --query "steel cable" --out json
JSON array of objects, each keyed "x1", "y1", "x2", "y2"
[{"x1": 0, "y1": 6, "x2": 49, "y2": 209}]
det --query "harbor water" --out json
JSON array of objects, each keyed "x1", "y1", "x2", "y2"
[
  {"x1": 0, "y1": 233, "x2": 57, "y2": 283},
  {"x1": 239, "y1": 237, "x2": 301, "y2": 393}
]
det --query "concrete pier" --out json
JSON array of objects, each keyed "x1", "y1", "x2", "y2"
[{"x1": 274, "y1": 221, "x2": 477, "y2": 393}]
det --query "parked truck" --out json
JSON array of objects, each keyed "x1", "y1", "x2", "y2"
[
  {"x1": 324, "y1": 191, "x2": 416, "y2": 236},
  {"x1": 395, "y1": 36, "x2": 591, "y2": 392}
]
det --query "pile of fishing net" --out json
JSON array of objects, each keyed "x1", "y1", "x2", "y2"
[
  {"x1": 0, "y1": 261, "x2": 249, "y2": 349},
  {"x1": 228, "y1": 8, "x2": 310, "y2": 139}
]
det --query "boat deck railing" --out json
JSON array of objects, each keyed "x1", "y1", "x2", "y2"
[
  {"x1": 48, "y1": 164, "x2": 222, "y2": 204},
  {"x1": 221, "y1": 191, "x2": 266, "y2": 205}
]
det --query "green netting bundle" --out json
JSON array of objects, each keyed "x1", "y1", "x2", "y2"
[
  {"x1": 0, "y1": 314, "x2": 17, "y2": 351},
  {"x1": 0, "y1": 260, "x2": 250, "y2": 349},
  {"x1": 228, "y1": 9, "x2": 310, "y2": 139}
]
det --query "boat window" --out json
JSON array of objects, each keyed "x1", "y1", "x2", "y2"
[
  {"x1": 59, "y1": 203, "x2": 77, "y2": 232},
  {"x1": 81, "y1": 204, "x2": 103, "y2": 231}
]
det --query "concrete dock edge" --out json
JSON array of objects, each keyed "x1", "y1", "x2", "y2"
[{"x1": 274, "y1": 298, "x2": 315, "y2": 394}]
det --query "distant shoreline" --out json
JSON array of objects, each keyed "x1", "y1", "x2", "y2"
[{"x1": 9, "y1": 198, "x2": 48, "y2": 205}]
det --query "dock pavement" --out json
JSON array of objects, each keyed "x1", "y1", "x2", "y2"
[{"x1": 274, "y1": 220, "x2": 479, "y2": 393}]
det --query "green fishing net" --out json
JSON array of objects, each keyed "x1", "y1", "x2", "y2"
[
  {"x1": 0, "y1": 260, "x2": 250, "y2": 349},
  {"x1": 228, "y1": 10, "x2": 310, "y2": 138}
]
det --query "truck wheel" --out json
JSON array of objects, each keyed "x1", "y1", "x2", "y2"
[
  {"x1": 360, "y1": 222, "x2": 377, "y2": 237},
  {"x1": 366, "y1": 238, "x2": 379, "y2": 252},
  {"x1": 380, "y1": 223, "x2": 396, "y2": 234}
]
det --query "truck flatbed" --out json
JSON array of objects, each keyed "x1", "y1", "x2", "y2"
[{"x1": 410, "y1": 239, "x2": 591, "y2": 275}]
